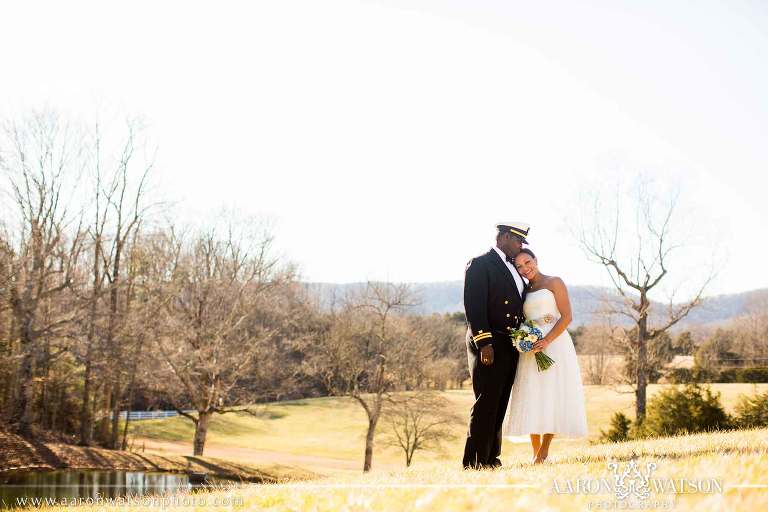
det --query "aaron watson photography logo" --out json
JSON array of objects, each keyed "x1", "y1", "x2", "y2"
[{"x1": 551, "y1": 457, "x2": 723, "y2": 509}]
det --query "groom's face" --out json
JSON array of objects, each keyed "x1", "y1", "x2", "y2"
[{"x1": 500, "y1": 232, "x2": 523, "y2": 258}]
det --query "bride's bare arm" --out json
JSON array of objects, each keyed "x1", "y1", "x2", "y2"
[{"x1": 532, "y1": 277, "x2": 573, "y2": 352}]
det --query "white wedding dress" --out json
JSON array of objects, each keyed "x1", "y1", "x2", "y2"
[{"x1": 503, "y1": 288, "x2": 588, "y2": 438}]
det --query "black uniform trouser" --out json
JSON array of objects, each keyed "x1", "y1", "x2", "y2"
[{"x1": 462, "y1": 332, "x2": 518, "y2": 469}]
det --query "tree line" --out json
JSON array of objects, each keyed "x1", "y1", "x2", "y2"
[
  {"x1": 0, "y1": 111, "x2": 469, "y2": 468},
  {"x1": 2, "y1": 111, "x2": 751, "y2": 472},
  {"x1": 573, "y1": 307, "x2": 768, "y2": 387}
]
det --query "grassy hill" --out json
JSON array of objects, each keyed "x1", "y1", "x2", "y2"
[
  {"x1": 206, "y1": 427, "x2": 768, "y2": 511},
  {"x1": 52, "y1": 426, "x2": 768, "y2": 511},
  {"x1": 24, "y1": 384, "x2": 761, "y2": 511},
  {"x1": 129, "y1": 384, "x2": 768, "y2": 475}
]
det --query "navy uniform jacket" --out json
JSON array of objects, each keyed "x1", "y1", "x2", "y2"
[{"x1": 463, "y1": 249, "x2": 526, "y2": 349}]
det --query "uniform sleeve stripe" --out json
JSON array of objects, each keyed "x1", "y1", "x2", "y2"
[{"x1": 473, "y1": 333, "x2": 492, "y2": 342}]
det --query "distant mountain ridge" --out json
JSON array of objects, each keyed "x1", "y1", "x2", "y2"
[{"x1": 304, "y1": 282, "x2": 768, "y2": 328}]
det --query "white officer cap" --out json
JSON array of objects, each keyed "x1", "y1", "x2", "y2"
[{"x1": 495, "y1": 222, "x2": 530, "y2": 244}]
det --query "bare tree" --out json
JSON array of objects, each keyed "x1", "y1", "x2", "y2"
[
  {"x1": 117, "y1": 229, "x2": 159, "y2": 450},
  {"x1": 0, "y1": 230, "x2": 14, "y2": 412},
  {"x1": 577, "y1": 325, "x2": 615, "y2": 385},
  {"x1": 314, "y1": 281, "x2": 417, "y2": 472},
  {"x1": 78, "y1": 171, "x2": 106, "y2": 445},
  {"x1": 0, "y1": 111, "x2": 85, "y2": 434},
  {"x1": 149, "y1": 221, "x2": 284, "y2": 456},
  {"x1": 406, "y1": 314, "x2": 466, "y2": 390},
  {"x1": 100, "y1": 121, "x2": 154, "y2": 449},
  {"x1": 382, "y1": 392, "x2": 461, "y2": 467},
  {"x1": 72, "y1": 118, "x2": 155, "y2": 447},
  {"x1": 734, "y1": 296, "x2": 768, "y2": 366},
  {"x1": 421, "y1": 358, "x2": 459, "y2": 390},
  {"x1": 577, "y1": 177, "x2": 715, "y2": 422}
]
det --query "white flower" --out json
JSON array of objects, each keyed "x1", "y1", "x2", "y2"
[
  {"x1": 526, "y1": 335, "x2": 537, "y2": 342},
  {"x1": 521, "y1": 325, "x2": 531, "y2": 333}
]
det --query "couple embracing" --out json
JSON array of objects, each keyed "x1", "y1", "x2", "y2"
[{"x1": 462, "y1": 222, "x2": 588, "y2": 469}]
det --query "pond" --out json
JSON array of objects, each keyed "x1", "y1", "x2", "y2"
[{"x1": 0, "y1": 470, "x2": 238, "y2": 509}]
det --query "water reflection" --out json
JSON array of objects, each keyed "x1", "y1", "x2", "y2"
[{"x1": 0, "y1": 470, "x2": 235, "y2": 508}]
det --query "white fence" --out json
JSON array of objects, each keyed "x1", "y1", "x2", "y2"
[{"x1": 112, "y1": 410, "x2": 194, "y2": 421}]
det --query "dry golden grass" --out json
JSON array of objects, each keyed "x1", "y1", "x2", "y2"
[
  {"x1": 128, "y1": 384, "x2": 768, "y2": 474},
  {"x1": 29, "y1": 384, "x2": 754, "y2": 511},
  {"x1": 37, "y1": 427, "x2": 768, "y2": 511}
]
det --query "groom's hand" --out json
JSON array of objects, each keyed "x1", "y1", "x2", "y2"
[{"x1": 480, "y1": 345, "x2": 494, "y2": 366}]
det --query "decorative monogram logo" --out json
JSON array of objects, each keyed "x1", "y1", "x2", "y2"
[{"x1": 607, "y1": 458, "x2": 657, "y2": 501}]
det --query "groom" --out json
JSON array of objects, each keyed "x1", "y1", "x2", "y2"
[{"x1": 462, "y1": 222, "x2": 529, "y2": 469}]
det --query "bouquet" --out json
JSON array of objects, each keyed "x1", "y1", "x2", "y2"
[{"x1": 509, "y1": 319, "x2": 555, "y2": 371}]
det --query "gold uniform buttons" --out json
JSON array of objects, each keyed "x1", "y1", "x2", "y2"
[
  {"x1": 506, "y1": 313, "x2": 510, "y2": 318},
  {"x1": 504, "y1": 300, "x2": 509, "y2": 304}
]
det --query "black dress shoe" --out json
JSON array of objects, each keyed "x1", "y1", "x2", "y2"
[{"x1": 463, "y1": 458, "x2": 502, "y2": 470}]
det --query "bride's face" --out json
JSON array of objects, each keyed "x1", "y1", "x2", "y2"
[{"x1": 514, "y1": 252, "x2": 538, "y2": 280}]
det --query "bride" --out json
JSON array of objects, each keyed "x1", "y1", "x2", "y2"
[{"x1": 503, "y1": 248, "x2": 588, "y2": 464}]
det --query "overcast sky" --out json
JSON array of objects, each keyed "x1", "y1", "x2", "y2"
[{"x1": 1, "y1": 0, "x2": 767, "y2": 298}]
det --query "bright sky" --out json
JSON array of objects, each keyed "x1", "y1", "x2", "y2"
[{"x1": 2, "y1": 0, "x2": 767, "y2": 297}]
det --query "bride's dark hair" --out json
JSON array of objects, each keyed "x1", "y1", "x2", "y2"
[{"x1": 519, "y1": 247, "x2": 536, "y2": 259}]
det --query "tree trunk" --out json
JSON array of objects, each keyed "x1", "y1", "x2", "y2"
[
  {"x1": 636, "y1": 304, "x2": 649, "y2": 423},
  {"x1": 15, "y1": 350, "x2": 35, "y2": 435},
  {"x1": 105, "y1": 235, "x2": 123, "y2": 449},
  {"x1": 40, "y1": 330, "x2": 51, "y2": 428},
  {"x1": 2, "y1": 315, "x2": 17, "y2": 417},
  {"x1": 120, "y1": 369, "x2": 137, "y2": 451},
  {"x1": 90, "y1": 382, "x2": 101, "y2": 442},
  {"x1": 79, "y1": 352, "x2": 93, "y2": 445},
  {"x1": 11, "y1": 304, "x2": 36, "y2": 435},
  {"x1": 193, "y1": 410, "x2": 212, "y2": 456},
  {"x1": 81, "y1": 240, "x2": 101, "y2": 446},
  {"x1": 109, "y1": 375, "x2": 122, "y2": 449},
  {"x1": 362, "y1": 395, "x2": 383, "y2": 472},
  {"x1": 50, "y1": 386, "x2": 60, "y2": 431},
  {"x1": 363, "y1": 417, "x2": 376, "y2": 472},
  {"x1": 97, "y1": 388, "x2": 111, "y2": 444}
]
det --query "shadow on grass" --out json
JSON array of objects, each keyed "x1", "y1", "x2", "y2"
[
  {"x1": 23, "y1": 438, "x2": 67, "y2": 470},
  {"x1": 131, "y1": 412, "x2": 270, "y2": 440},
  {"x1": 131, "y1": 453, "x2": 163, "y2": 471},
  {"x1": 185, "y1": 456, "x2": 275, "y2": 483},
  {"x1": 236, "y1": 409, "x2": 287, "y2": 420},
  {"x1": 273, "y1": 396, "x2": 355, "y2": 409},
  {"x1": 52, "y1": 444, "x2": 111, "y2": 469},
  {"x1": 129, "y1": 419, "x2": 194, "y2": 442}
]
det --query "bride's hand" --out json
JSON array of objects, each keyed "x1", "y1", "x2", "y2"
[{"x1": 532, "y1": 338, "x2": 551, "y2": 352}]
